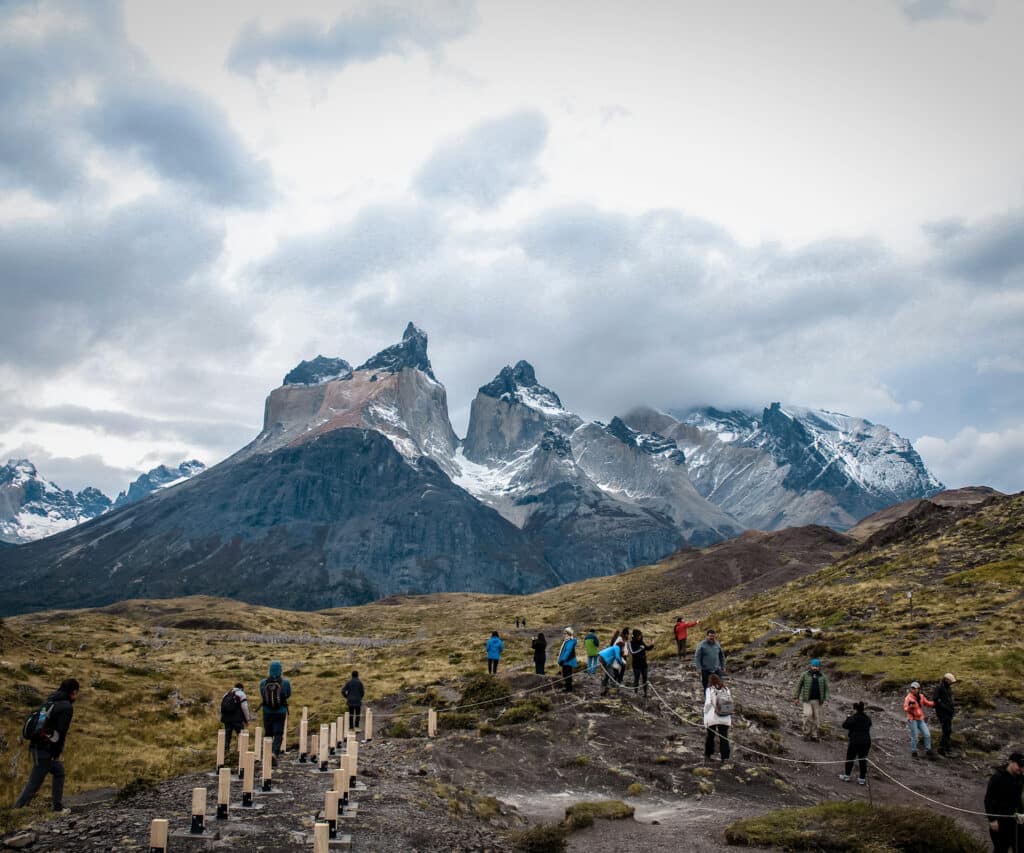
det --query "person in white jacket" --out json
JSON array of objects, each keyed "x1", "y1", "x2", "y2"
[{"x1": 703, "y1": 673, "x2": 732, "y2": 762}]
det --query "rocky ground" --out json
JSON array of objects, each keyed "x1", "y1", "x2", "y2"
[{"x1": 1, "y1": 650, "x2": 1002, "y2": 852}]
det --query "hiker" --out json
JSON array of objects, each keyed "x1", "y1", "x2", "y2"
[
  {"x1": 15, "y1": 678, "x2": 80, "y2": 813},
  {"x1": 598, "y1": 639, "x2": 625, "y2": 695},
  {"x1": 616, "y1": 626, "x2": 630, "y2": 666},
  {"x1": 703, "y1": 673, "x2": 732, "y2": 762},
  {"x1": 531, "y1": 632, "x2": 547, "y2": 675},
  {"x1": 220, "y1": 682, "x2": 251, "y2": 756},
  {"x1": 486, "y1": 631, "x2": 504, "y2": 675},
  {"x1": 515, "y1": 617, "x2": 520, "y2": 628},
  {"x1": 694, "y1": 628, "x2": 726, "y2": 691},
  {"x1": 629, "y1": 629, "x2": 654, "y2": 698},
  {"x1": 838, "y1": 701, "x2": 872, "y2": 785},
  {"x1": 341, "y1": 670, "x2": 365, "y2": 731},
  {"x1": 584, "y1": 628, "x2": 600, "y2": 674},
  {"x1": 984, "y1": 751, "x2": 1024, "y2": 853},
  {"x1": 674, "y1": 616, "x2": 700, "y2": 658},
  {"x1": 557, "y1": 628, "x2": 579, "y2": 693},
  {"x1": 934, "y1": 672, "x2": 957, "y2": 756},
  {"x1": 793, "y1": 658, "x2": 830, "y2": 741},
  {"x1": 259, "y1": 661, "x2": 291, "y2": 760},
  {"x1": 904, "y1": 681, "x2": 935, "y2": 758}
]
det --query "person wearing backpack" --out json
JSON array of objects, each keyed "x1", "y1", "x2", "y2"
[
  {"x1": 629, "y1": 629, "x2": 654, "y2": 698},
  {"x1": 583, "y1": 629, "x2": 600, "y2": 674},
  {"x1": 259, "y1": 661, "x2": 291, "y2": 761},
  {"x1": 703, "y1": 673, "x2": 732, "y2": 762},
  {"x1": 838, "y1": 701, "x2": 872, "y2": 785},
  {"x1": 531, "y1": 632, "x2": 547, "y2": 675},
  {"x1": 486, "y1": 631, "x2": 504, "y2": 675},
  {"x1": 220, "y1": 682, "x2": 251, "y2": 757},
  {"x1": 557, "y1": 628, "x2": 579, "y2": 693},
  {"x1": 15, "y1": 678, "x2": 80, "y2": 813},
  {"x1": 934, "y1": 672, "x2": 957, "y2": 756},
  {"x1": 341, "y1": 670, "x2": 365, "y2": 730},
  {"x1": 598, "y1": 637, "x2": 625, "y2": 695},
  {"x1": 793, "y1": 658, "x2": 830, "y2": 741}
]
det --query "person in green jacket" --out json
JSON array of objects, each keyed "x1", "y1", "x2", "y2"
[
  {"x1": 584, "y1": 629, "x2": 600, "y2": 674},
  {"x1": 793, "y1": 658, "x2": 830, "y2": 740}
]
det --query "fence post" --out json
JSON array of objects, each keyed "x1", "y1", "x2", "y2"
[
  {"x1": 216, "y1": 766, "x2": 231, "y2": 820},
  {"x1": 242, "y1": 751, "x2": 254, "y2": 807},
  {"x1": 149, "y1": 818, "x2": 168, "y2": 852},
  {"x1": 190, "y1": 787, "x2": 206, "y2": 834},
  {"x1": 261, "y1": 737, "x2": 274, "y2": 791}
]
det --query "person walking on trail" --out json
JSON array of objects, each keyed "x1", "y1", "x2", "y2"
[
  {"x1": 904, "y1": 680, "x2": 936, "y2": 758},
  {"x1": 598, "y1": 639, "x2": 625, "y2": 695},
  {"x1": 703, "y1": 673, "x2": 732, "y2": 763},
  {"x1": 984, "y1": 751, "x2": 1024, "y2": 853},
  {"x1": 793, "y1": 658, "x2": 830, "y2": 741},
  {"x1": 694, "y1": 628, "x2": 726, "y2": 691},
  {"x1": 616, "y1": 626, "x2": 630, "y2": 666},
  {"x1": 557, "y1": 628, "x2": 579, "y2": 693},
  {"x1": 259, "y1": 661, "x2": 291, "y2": 761},
  {"x1": 531, "y1": 632, "x2": 547, "y2": 675},
  {"x1": 584, "y1": 628, "x2": 600, "y2": 674},
  {"x1": 629, "y1": 629, "x2": 654, "y2": 698},
  {"x1": 838, "y1": 701, "x2": 872, "y2": 785},
  {"x1": 486, "y1": 631, "x2": 504, "y2": 675},
  {"x1": 15, "y1": 678, "x2": 80, "y2": 813},
  {"x1": 934, "y1": 672, "x2": 957, "y2": 756},
  {"x1": 341, "y1": 670, "x2": 365, "y2": 731},
  {"x1": 674, "y1": 616, "x2": 700, "y2": 658},
  {"x1": 220, "y1": 682, "x2": 251, "y2": 757}
]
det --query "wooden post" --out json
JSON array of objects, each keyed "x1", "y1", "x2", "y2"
[
  {"x1": 313, "y1": 822, "x2": 329, "y2": 853},
  {"x1": 336, "y1": 715, "x2": 344, "y2": 748},
  {"x1": 325, "y1": 790, "x2": 338, "y2": 839},
  {"x1": 190, "y1": 787, "x2": 206, "y2": 834},
  {"x1": 149, "y1": 818, "x2": 168, "y2": 853},
  {"x1": 347, "y1": 735, "x2": 358, "y2": 774},
  {"x1": 299, "y1": 717, "x2": 309, "y2": 763},
  {"x1": 216, "y1": 728, "x2": 226, "y2": 769},
  {"x1": 333, "y1": 767, "x2": 349, "y2": 806},
  {"x1": 329, "y1": 721, "x2": 337, "y2": 755},
  {"x1": 216, "y1": 767, "x2": 231, "y2": 819},
  {"x1": 237, "y1": 731, "x2": 249, "y2": 778},
  {"x1": 318, "y1": 724, "x2": 330, "y2": 771},
  {"x1": 302, "y1": 705, "x2": 308, "y2": 722},
  {"x1": 242, "y1": 752, "x2": 254, "y2": 807},
  {"x1": 343, "y1": 752, "x2": 356, "y2": 788},
  {"x1": 364, "y1": 708, "x2": 373, "y2": 741},
  {"x1": 341, "y1": 711, "x2": 348, "y2": 741},
  {"x1": 253, "y1": 726, "x2": 262, "y2": 759},
  {"x1": 310, "y1": 733, "x2": 319, "y2": 765},
  {"x1": 428, "y1": 708, "x2": 437, "y2": 737},
  {"x1": 261, "y1": 737, "x2": 273, "y2": 791}
]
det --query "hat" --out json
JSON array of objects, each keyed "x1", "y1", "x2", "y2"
[
  {"x1": 564, "y1": 627, "x2": 574, "y2": 635},
  {"x1": 944, "y1": 672, "x2": 957, "y2": 683},
  {"x1": 910, "y1": 681, "x2": 920, "y2": 689},
  {"x1": 1010, "y1": 752, "x2": 1024, "y2": 765},
  {"x1": 810, "y1": 658, "x2": 821, "y2": 667}
]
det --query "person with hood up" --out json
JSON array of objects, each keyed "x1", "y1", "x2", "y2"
[
  {"x1": 220, "y1": 682, "x2": 251, "y2": 757},
  {"x1": 934, "y1": 672, "x2": 957, "y2": 756},
  {"x1": 703, "y1": 673, "x2": 732, "y2": 763},
  {"x1": 838, "y1": 701, "x2": 872, "y2": 785},
  {"x1": 793, "y1": 658, "x2": 830, "y2": 741},
  {"x1": 259, "y1": 661, "x2": 292, "y2": 761},
  {"x1": 583, "y1": 628, "x2": 600, "y2": 674},
  {"x1": 984, "y1": 751, "x2": 1024, "y2": 853},
  {"x1": 486, "y1": 631, "x2": 504, "y2": 675},
  {"x1": 342, "y1": 670, "x2": 365, "y2": 730},
  {"x1": 598, "y1": 639, "x2": 625, "y2": 695},
  {"x1": 557, "y1": 628, "x2": 579, "y2": 692},
  {"x1": 15, "y1": 678, "x2": 80, "y2": 813},
  {"x1": 903, "y1": 680, "x2": 935, "y2": 758},
  {"x1": 531, "y1": 632, "x2": 547, "y2": 675},
  {"x1": 629, "y1": 629, "x2": 654, "y2": 698}
]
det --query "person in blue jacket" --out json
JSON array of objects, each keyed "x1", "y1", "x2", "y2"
[
  {"x1": 259, "y1": 660, "x2": 292, "y2": 762},
  {"x1": 486, "y1": 631, "x2": 504, "y2": 675},
  {"x1": 557, "y1": 628, "x2": 579, "y2": 693},
  {"x1": 598, "y1": 640, "x2": 625, "y2": 695}
]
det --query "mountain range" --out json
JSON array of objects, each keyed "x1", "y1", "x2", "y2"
[{"x1": 0, "y1": 323, "x2": 942, "y2": 614}]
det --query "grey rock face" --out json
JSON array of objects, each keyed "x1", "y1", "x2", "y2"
[
  {"x1": 283, "y1": 355, "x2": 353, "y2": 386},
  {"x1": 113, "y1": 461, "x2": 206, "y2": 508},
  {"x1": 356, "y1": 322, "x2": 435, "y2": 380}
]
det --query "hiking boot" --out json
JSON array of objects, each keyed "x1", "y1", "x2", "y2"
[
  {"x1": 857, "y1": 778, "x2": 866, "y2": 786},
  {"x1": 838, "y1": 774, "x2": 851, "y2": 782},
  {"x1": 925, "y1": 750, "x2": 935, "y2": 760},
  {"x1": 911, "y1": 751, "x2": 919, "y2": 758},
  {"x1": 52, "y1": 807, "x2": 71, "y2": 815}
]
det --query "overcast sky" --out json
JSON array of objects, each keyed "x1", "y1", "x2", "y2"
[{"x1": 1, "y1": 0, "x2": 1022, "y2": 496}]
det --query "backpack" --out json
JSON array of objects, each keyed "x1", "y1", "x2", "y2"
[
  {"x1": 714, "y1": 687, "x2": 734, "y2": 716},
  {"x1": 22, "y1": 701, "x2": 55, "y2": 743},
  {"x1": 262, "y1": 677, "x2": 284, "y2": 711},
  {"x1": 220, "y1": 689, "x2": 242, "y2": 722}
]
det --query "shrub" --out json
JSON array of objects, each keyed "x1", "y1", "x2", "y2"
[
  {"x1": 12, "y1": 683, "x2": 43, "y2": 708},
  {"x1": 564, "y1": 800, "x2": 635, "y2": 830},
  {"x1": 115, "y1": 777, "x2": 157, "y2": 802},
  {"x1": 627, "y1": 783, "x2": 644, "y2": 797},
  {"x1": 494, "y1": 699, "x2": 548, "y2": 726},
  {"x1": 316, "y1": 670, "x2": 339, "y2": 679},
  {"x1": 439, "y1": 712, "x2": 478, "y2": 731},
  {"x1": 510, "y1": 823, "x2": 567, "y2": 852},
  {"x1": 90, "y1": 678, "x2": 123, "y2": 693},
  {"x1": 387, "y1": 719, "x2": 413, "y2": 738},
  {"x1": 459, "y1": 674, "x2": 511, "y2": 708}
]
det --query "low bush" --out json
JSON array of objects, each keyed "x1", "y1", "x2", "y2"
[
  {"x1": 459, "y1": 674, "x2": 511, "y2": 708},
  {"x1": 510, "y1": 823, "x2": 567, "y2": 852},
  {"x1": 439, "y1": 712, "x2": 478, "y2": 731},
  {"x1": 564, "y1": 800, "x2": 635, "y2": 830}
]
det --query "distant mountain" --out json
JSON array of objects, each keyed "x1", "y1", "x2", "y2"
[
  {"x1": 0, "y1": 459, "x2": 112, "y2": 544},
  {"x1": 113, "y1": 461, "x2": 206, "y2": 508}
]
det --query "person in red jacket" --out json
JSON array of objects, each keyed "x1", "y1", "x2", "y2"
[
  {"x1": 904, "y1": 681, "x2": 935, "y2": 758},
  {"x1": 674, "y1": 616, "x2": 700, "y2": 658}
]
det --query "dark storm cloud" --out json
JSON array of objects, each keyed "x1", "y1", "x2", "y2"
[
  {"x1": 414, "y1": 110, "x2": 549, "y2": 209},
  {"x1": 228, "y1": 1, "x2": 477, "y2": 75},
  {"x1": 929, "y1": 211, "x2": 1024, "y2": 285}
]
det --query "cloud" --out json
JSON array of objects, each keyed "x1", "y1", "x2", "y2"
[
  {"x1": 898, "y1": 0, "x2": 993, "y2": 22},
  {"x1": 0, "y1": 442, "x2": 137, "y2": 497},
  {"x1": 414, "y1": 110, "x2": 548, "y2": 209},
  {"x1": 228, "y1": 1, "x2": 477, "y2": 75},
  {"x1": 928, "y1": 211, "x2": 1024, "y2": 285},
  {"x1": 916, "y1": 426, "x2": 1024, "y2": 492}
]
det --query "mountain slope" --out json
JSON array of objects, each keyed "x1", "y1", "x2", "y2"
[{"x1": 0, "y1": 459, "x2": 112, "y2": 544}]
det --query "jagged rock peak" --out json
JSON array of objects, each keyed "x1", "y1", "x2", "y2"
[
  {"x1": 113, "y1": 460, "x2": 207, "y2": 509},
  {"x1": 283, "y1": 355, "x2": 353, "y2": 386},
  {"x1": 356, "y1": 322, "x2": 435, "y2": 380},
  {"x1": 605, "y1": 417, "x2": 685, "y2": 464},
  {"x1": 479, "y1": 360, "x2": 566, "y2": 412}
]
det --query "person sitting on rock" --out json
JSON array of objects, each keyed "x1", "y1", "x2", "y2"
[
  {"x1": 486, "y1": 631, "x2": 504, "y2": 675},
  {"x1": 904, "y1": 680, "x2": 935, "y2": 759}
]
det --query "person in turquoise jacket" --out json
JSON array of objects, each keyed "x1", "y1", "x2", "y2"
[
  {"x1": 598, "y1": 642, "x2": 624, "y2": 695},
  {"x1": 557, "y1": 628, "x2": 579, "y2": 693},
  {"x1": 583, "y1": 629, "x2": 600, "y2": 674},
  {"x1": 486, "y1": 631, "x2": 504, "y2": 675}
]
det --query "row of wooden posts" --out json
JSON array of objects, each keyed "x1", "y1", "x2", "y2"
[{"x1": 147, "y1": 704, "x2": 431, "y2": 851}]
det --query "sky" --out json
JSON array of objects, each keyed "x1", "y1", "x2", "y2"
[{"x1": 1, "y1": 0, "x2": 1022, "y2": 497}]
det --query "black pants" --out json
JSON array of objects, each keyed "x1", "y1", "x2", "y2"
[
  {"x1": 701, "y1": 669, "x2": 718, "y2": 690},
  {"x1": 937, "y1": 714, "x2": 953, "y2": 752},
  {"x1": 224, "y1": 722, "x2": 243, "y2": 754},
  {"x1": 676, "y1": 638, "x2": 688, "y2": 657},
  {"x1": 561, "y1": 665, "x2": 574, "y2": 691},
  {"x1": 263, "y1": 714, "x2": 285, "y2": 756},
  {"x1": 534, "y1": 657, "x2": 545, "y2": 675},
  {"x1": 990, "y1": 819, "x2": 1021, "y2": 853},
  {"x1": 705, "y1": 725, "x2": 730, "y2": 760},
  {"x1": 633, "y1": 661, "x2": 649, "y2": 695},
  {"x1": 15, "y1": 748, "x2": 65, "y2": 809},
  {"x1": 600, "y1": 660, "x2": 623, "y2": 692},
  {"x1": 347, "y1": 704, "x2": 361, "y2": 730},
  {"x1": 487, "y1": 659, "x2": 499, "y2": 675},
  {"x1": 844, "y1": 742, "x2": 870, "y2": 779}
]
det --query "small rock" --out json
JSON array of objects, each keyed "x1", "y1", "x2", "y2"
[{"x1": 4, "y1": 830, "x2": 37, "y2": 849}]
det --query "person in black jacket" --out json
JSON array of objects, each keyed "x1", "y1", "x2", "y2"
[
  {"x1": 985, "y1": 752, "x2": 1024, "y2": 853},
  {"x1": 341, "y1": 670, "x2": 365, "y2": 730},
  {"x1": 629, "y1": 629, "x2": 654, "y2": 698},
  {"x1": 838, "y1": 701, "x2": 872, "y2": 785},
  {"x1": 15, "y1": 678, "x2": 80, "y2": 813},
  {"x1": 531, "y1": 632, "x2": 547, "y2": 675},
  {"x1": 934, "y1": 672, "x2": 957, "y2": 756}
]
